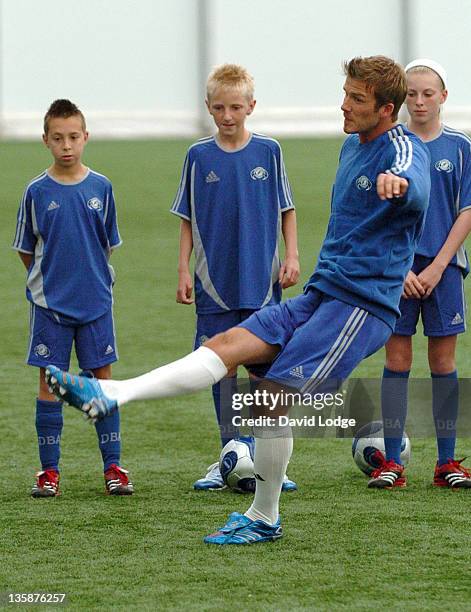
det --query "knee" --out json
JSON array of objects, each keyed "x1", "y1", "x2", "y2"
[
  {"x1": 385, "y1": 342, "x2": 412, "y2": 372},
  {"x1": 429, "y1": 354, "x2": 456, "y2": 375}
]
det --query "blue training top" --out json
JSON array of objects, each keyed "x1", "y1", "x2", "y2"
[
  {"x1": 306, "y1": 124, "x2": 431, "y2": 330},
  {"x1": 171, "y1": 133, "x2": 295, "y2": 313},
  {"x1": 415, "y1": 126, "x2": 471, "y2": 274},
  {"x1": 12, "y1": 169, "x2": 122, "y2": 324}
]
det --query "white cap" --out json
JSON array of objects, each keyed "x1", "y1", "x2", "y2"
[{"x1": 405, "y1": 58, "x2": 447, "y2": 89}]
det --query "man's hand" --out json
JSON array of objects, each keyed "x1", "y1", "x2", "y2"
[
  {"x1": 377, "y1": 173, "x2": 409, "y2": 201},
  {"x1": 176, "y1": 271, "x2": 194, "y2": 304},
  {"x1": 402, "y1": 270, "x2": 425, "y2": 299},
  {"x1": 279, "y1": 255, "x2": 300, "y2": 289}
]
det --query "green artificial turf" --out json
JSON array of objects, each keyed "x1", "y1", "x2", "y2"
[{"x1": 1, "y1": 138, "x2": 471, "y2": 611}]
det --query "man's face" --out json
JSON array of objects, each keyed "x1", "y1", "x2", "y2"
[
  {"x1": 406, "y1": 71, "x2": 447, "y2": 126},
  {"x1": 43, "y1": 115, "x2": 88, "y2": 168},
  {"x1": 341, "y1": 77, "x2": 382, "y2": 137}
]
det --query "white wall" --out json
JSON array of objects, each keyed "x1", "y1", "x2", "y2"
[{"x1": 1, "y1": 0, "x2": 470, "y2": 139}]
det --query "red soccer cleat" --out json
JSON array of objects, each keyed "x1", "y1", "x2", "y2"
[
  {"x1": 367, "y1": 458, "x2": 406, "y2": 489},
  {"x1": 104, "y1": 464, "x2": 134, "y2": 495},
  {"x1": 433, "y1": 458, "x2": 471, "y2": 489},
  {"x1": 31, "y1": 469, "x2": 60, "y2": 498}
]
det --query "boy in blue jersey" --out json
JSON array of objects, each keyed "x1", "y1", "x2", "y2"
[
  {"x1": 12, "y1": 99, "x2": 133, "y2": 497},
  {"x1": 46, "y1": 56, "x2": 431, "y2": 544},
  {"x1": 171, "y1": 64, "x2": 300, "y2": 491},
  {"x1": 373, "y1": 60, "x2": 471, "y2": 489}
]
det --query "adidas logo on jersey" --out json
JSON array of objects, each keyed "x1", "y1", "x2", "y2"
[
  {"x1": 105, "y1": 345, "x2": 114, "y2": 355},
  {"x1": 451, "y1": 312, "x2": 463, "y2": 325},
  {"x1": 289, "y1": 365, "x2": 304, "y2": 379},
  {"x1": 205, "y1": 171, "x2": 220, "y2": 183},
  {"x1": 48, "y1": 201, "x2": 60, "y2": 211}
]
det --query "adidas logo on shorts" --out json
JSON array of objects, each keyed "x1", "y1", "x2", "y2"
[
  {"x1": 289, "y1": 365, "x2": 304, "y2": 379},
  {"x1": 105, "y1": 345, "x2": 114, "y2": 355},
  {"x1": 451, "y1": 312, "x2": 463, "y2": 325}
]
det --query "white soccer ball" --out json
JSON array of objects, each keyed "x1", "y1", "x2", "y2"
[
  {"x1": 352, "y1": 420, "x2": 411, "y2": 475},
  {"x1": 219, "y1": 440, "x2": 256, "y2": 493}
]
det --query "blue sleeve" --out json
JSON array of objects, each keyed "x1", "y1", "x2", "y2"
[
  {"x1": 170, "y1": 151, "x2": 191, "y2": 220},
  {"x1": 105, "y1": 187, "x2": 122, "y2": 248},
  {"x1": 385, "y1": 137, "x2": 431, "y2": 213},
  {"x1": 274, "y1": 143, "x2": 295, "y2": 211},
  {"x1": 12, "y1": 187, "x2": 36, "y2": 254},
  {"x1": 458, "y1": 140, "x2": 471, "y2": 213}
]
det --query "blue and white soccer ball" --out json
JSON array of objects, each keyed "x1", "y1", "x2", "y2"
[
  {"x1": 352, "y1": 420, "x2": 411, "y2": 475},
  {"x1": 219, "y1": 440, "x2": 256, "y2": 493}
]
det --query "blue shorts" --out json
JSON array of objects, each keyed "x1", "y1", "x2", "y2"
[
  {"x1": 195, "y1": 309, "x2": 269, "y2": 378},
  {"x1": 239, "y1": 289, "x2": 391, "y2": 390},
  {"x1": 394, "y1": 256, "x2": 467, "y2": 337},
  {"x1": 27, "y1": 304, "x2": 118, "y2": 370}
]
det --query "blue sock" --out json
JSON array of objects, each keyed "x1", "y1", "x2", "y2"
[
  {"x1": 432, "y1": 370, "x2": 458, "y2": 466},
  {"x1": 213, "y1": 376, "x2": 239, "y2": 447},
  {"x1": 35, "y1": 399, "x2": 63, "y2": 471},
  {"x1": 381, "y1": 367, "x2": 410, "y2": 464},
  {"x1": 95, "y1": 409, "x2": 121, "y2": 471}
]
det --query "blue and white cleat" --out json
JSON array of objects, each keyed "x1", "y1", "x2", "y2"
[
  {"x1": 282, "y1": 474, "x2": 298, "y2": 492},
  {"x1": 193, "y1": 462, "x2": 226, "y2": 490},
  {"x1": 204, "y1": 512, "x2": 283, "y2": 545},
  {"x1": 45, "y1": 365, "x2": 117, "y2": 421}
]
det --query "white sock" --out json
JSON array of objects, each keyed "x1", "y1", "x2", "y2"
[
  {"x1": 245, "y1": 427, "x2": 293, "y2": 526},
  {"x1": 98, "y1": 347, "x2": 228, "y2": 406}
]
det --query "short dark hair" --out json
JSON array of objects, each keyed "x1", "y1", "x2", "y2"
[
  {"x1": 43, "y1": 99, "x2": 86, "y2": 134},
  {"x1": 343, "y1": 56, "x2": 407, "y2": 122}
]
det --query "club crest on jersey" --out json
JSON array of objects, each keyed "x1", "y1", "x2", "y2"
[
  {"x1": 356, "y1": 175, "x2": 372, "y2": 191},
  {"x1": 34, "y1": 343, "x2": 51, "y2": 358},
  {"x1": 251, "y1": 167, "x2": 269, "y2": 180},
  {"x1": 87, "y1": 197, "x2": 103, "y2": 211},
  {"x1": 435, "y1": 159, "x2": 453, "y2": 173}
]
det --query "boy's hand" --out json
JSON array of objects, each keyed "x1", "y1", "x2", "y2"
[
  {"x1": 402, "y1": 270, "x2": 425, "y2": 299},
  {"x1": 416, "y1": 262, "x2": 444, "y2": 298},
  {"x1": 176, "y1": 271, "x2": 194, "y2": 304},
  {"x1": 279, "y1": 256, "x2": 300, "y2": 289},
  {"x1": 376, "y1": 173, "x2": 409, "y2": 201}
]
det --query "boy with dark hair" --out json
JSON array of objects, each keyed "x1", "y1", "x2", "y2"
[{"x1": 13, "y1": 99, "x2": 133, "y2": 497}]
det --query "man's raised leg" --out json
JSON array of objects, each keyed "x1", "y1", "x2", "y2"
[{"x1": 46, "y1": 328, "x2": 279, "y2": 419}]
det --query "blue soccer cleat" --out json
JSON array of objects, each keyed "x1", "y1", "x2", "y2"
[
  {"x1": 45, "y1": 365, "x2": 117, "y2": 420},
  {"x1": 204, "y1": 512, "x2": 283, "y2": 545},
  {"x1": 282, "y1": 474, "x2": 298, "y2": 492},
  {"x1": 193, "y1": 462, "x2": 226, "y2": 490}
]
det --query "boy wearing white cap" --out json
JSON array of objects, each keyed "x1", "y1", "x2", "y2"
[{"x1": 372, "y1": 59, "x2": 471, "y2": 489}]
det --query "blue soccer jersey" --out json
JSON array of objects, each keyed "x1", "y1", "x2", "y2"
[
  {"x1": 414, "y1": 126, "x2": 471, "y2": 273},
  {"x1": 12, "y1": 169, "x2": 122, "y2": 323},
  {"x1": 170, "y1": 133, "x2": 295, "y2": 313},
  {"x1": 306, "y1": 125, "x2": 431, "y2": 330}
]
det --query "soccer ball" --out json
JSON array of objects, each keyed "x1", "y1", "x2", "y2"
[
  {"x1": 352, "y1": 420, "x2": 411, "y2": 475},
  {"x1": 219, "y1": 440, "x2": 256, "y2": 493}
]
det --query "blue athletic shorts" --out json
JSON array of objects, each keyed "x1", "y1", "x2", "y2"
[
  {"x1": 195, "y1": 309, "x2": 269, "y2": 378},
  {"x1": 394, "y1": 256, "x2": 467, "y2": 337},
  {"x1": 239, "y1": 288, "x2": 391, "y2": 390},
  {"x1": 27, "y1": 304, "x2": 118, "y2": 370}
]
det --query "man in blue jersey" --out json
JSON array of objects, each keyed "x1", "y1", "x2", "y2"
[
  {"x1": 13, "y1": 99, "x2": 133, "y2": 497},
  {"x1": 172, "y1": 64, "x2": 299, "y2": 491},
  {"x1": 46, "y1": 56, "x2": 431, "y2": 544},
  {"x1": 372, "y1": 60, "x2": 471, "y2": 490}
]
